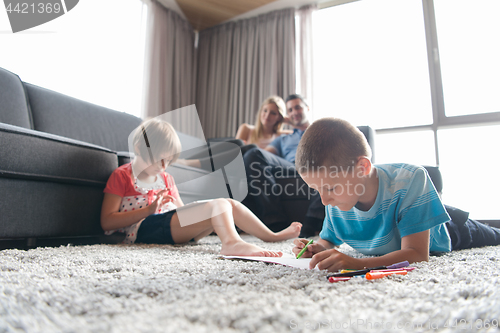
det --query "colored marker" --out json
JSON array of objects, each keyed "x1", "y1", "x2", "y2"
[
  {"x1": 387, "y1": 261, "x2": 410, "y2": 269},
  {"x1": 327, "y1": 267, "x2": 385, "y2": 278},
  {"x1": 365, "y1": 270, "x2": 407, "y2": 280},
  {"x1": 326, "y1": 261, "x2": 410, "y2": 279},
  {"x1": 373, "y1": 267, "x2": 416, "y2": 273},
  {"x1": 296, "y1": 239, "x2": 314, "y2": 259},
  {"x1": 328, "y1": 276, "x2": 351, "y2": 283}
]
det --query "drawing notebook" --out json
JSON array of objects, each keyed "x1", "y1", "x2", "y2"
[{"x1": 221, "y1": 254, "x2": 318, "y2": 270}]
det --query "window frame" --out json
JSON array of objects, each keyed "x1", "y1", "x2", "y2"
[
  {"x1": 318, "y1": 0, "x2": 500, "y2": 221},
  {"x1": 320, "y1": 0, "x2": 500, "y2": 164}
]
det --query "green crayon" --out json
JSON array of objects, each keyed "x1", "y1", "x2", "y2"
[{"x1": 296, "y1": 239, "x2": 314, "y2": 259}]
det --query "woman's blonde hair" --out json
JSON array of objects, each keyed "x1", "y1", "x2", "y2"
[
  {"x1": 132, "y1": 118, "x2": 182, "y2": 166},
  {"x1": 249, "y1": 95, "x2": 286, "y2": 145}
]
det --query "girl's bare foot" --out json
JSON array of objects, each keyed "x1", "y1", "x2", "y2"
[
  {"x1": 220, "y1": 240, "x2": 283, "y2": 257},
  {"x1": 272, "y1": 222, "x2": 302, "y2": 241}
]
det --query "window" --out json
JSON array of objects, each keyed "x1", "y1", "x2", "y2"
[
  {"x1": 434, "y1": 0, "x2": 500, "y2": 117},
  {"x1": 312, "y1": 0, "x2": 433, "y2": 129},
  {"x1": 438, "y1": 125, "x2": 500, "y2": 220},
  {"x1": 0, "y1": 0, "x2": 147, "y2": 118},
  {"x1": 313, "y1": 0, "x2": 500, "y2": 220},
  {"x1": 375, "y1": 131, "x2": 436, "y2": 166}
]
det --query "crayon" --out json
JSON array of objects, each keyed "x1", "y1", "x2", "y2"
[
  {"x1": 328, "y1": 276, "x2": 351, "y2": 283},
  {"x1": 296, "y1": 239, "x2": 314, "y2": 259},
  {"x1": 327, "y1": 261, "x2": 410, "y2": 279},
  {"x1": 372, "y1": 267, "x2": 416, "y2": 273}
]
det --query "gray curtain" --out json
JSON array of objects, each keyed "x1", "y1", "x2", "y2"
[
  {"x1": 196, "y1": 8, "x2": 296, "y2": 139},
  {"x1": 297, "y1": 4, "x2": 317, "y2": 108},
  {"x1": 142, "y1": 0, "x2": 197, "y2": 134}
]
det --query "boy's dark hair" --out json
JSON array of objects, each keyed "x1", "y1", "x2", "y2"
[
  {"x1": 296, "y1": 118, "x2": 372, "y2": 172},
  {"x1": 285, "y1": 94, "x2": 309, "y2": 107}
]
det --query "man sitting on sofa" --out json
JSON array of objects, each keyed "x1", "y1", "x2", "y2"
[{"x1": 242, "y1": 94, "x2": 324, "y2": 237}]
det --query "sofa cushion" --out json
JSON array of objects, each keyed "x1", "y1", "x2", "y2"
[
  {"x1": 0, "y1": 123, "x2": 118, "y2": 186},
  {"x1": 0, "y1": 67, "x2": 33, "y2": 129},
  {"x1": 25, "y1": 83, "x2": 142, "y2": 152}
]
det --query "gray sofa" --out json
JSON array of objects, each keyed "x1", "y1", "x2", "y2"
[
  {"x1": 0, "y1": 66, "x2": 443, "y2": 248},
  {"x1": 0, "y1": 67, "x2": 210, "y2": 248}
]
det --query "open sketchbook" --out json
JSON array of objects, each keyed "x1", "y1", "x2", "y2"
[{"x1": 221, "y1": 254, "x2": 318, "y2": 270}]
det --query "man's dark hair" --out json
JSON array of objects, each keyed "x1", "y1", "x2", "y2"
[{"x1": 285, "y1": 94, "x2": 308, "y2": 107}]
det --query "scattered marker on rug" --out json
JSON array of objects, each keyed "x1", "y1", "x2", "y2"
[
  {"x1": 365, "y1": 270, "x2": 408, "y2": 280},
  {"x1": 328, "y1": 276, "x2": 352, "y2": 283},
  {"x1": 327, "y1": 261, "x2": 415, "y2": 283}
]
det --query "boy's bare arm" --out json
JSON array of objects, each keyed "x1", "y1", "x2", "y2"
[
  {"x1": 309, "y1": 230, "x2": 430, "y2": 271},
  {"x1": 350, "y1": 230, "x2": 430, "y2": 270}
]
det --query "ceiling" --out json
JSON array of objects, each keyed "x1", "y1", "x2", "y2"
[
  {"x1": 175, "y1": 0, "x2": 278, "y2": 31},
  {"x1": 157, "y1": 0, "x2": 326, "y2": 32}
]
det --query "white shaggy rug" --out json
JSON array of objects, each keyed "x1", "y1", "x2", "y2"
[{"x1": 1, "y1": 235, "x2": 500, "y2": 333}]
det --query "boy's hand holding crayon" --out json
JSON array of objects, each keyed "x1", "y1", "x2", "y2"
[
  {"x1": 293, "y1": 238, "x2": 364, "y2": 271},
  {"x1": 308, "y1": 248, "x2": 363, "y2": 271},
  {"x1": 292, "y1": 238, "x2": 326, "y2": 258}
]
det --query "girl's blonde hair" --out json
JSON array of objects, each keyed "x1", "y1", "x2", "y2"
[
  {"x1": 132, "y1": 118, "x2": 182, "y2": 166},
  {"x1": 249, "y1": 96, "x2": 286, "y2": 145}
]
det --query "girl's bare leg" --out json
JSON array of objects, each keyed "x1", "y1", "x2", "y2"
[
  {"x1": 169, "y1": 199, "x2": 282, "y2": 256},
  {"x1": 193, "y1": 227, "x2": 214, "y2": 242},
  {"x1": 170, "y1": 213, "x2": 214, "y2": 243},
  {"x1": 227, "y1": 199, "x2": 302, "y2": 242}
]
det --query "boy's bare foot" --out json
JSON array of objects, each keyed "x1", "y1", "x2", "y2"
[
  {"x1": 220, "y1": 241, "x2": 283, "y2": 257},
  {"x1": 272, "y1": 222, "x2": 302, "y2": 241}
]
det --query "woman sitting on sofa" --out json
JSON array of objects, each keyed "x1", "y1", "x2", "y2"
[
  {"x1": 177, "y1": 96, "x2": 291, "y2": 169},
  {"x1": 235, "y1": 95, "x2": 291, "y2": 149}
]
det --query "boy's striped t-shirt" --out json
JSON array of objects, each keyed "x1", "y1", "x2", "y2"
[{"x1": 319, "y1": 164, "x2": 452, "y2": 255}]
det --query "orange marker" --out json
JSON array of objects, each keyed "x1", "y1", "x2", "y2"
[{"x1": 365, "y1": 270, "x2": 407, "y2": 280}]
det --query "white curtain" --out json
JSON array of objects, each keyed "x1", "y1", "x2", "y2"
[
  {"x1": 142, "y1": 0, "x2": 198, "y2": 135},
  {"x1": 297, "y1": 4, "x2": 317, "y2": 108},
  {"x1": 196, "y1": 8, "x2": 297, "y2": 139}
]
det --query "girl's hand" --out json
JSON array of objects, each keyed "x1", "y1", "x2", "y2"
[
  {"x1": 158, "y1": 194, "x2": 176, "y2": 211},
  {"x1": 292, "y1": 238, "x2": 327, "y2": 258},
  {"x1": 148, "y1": 190, "x2": 175, "y2": 214}
]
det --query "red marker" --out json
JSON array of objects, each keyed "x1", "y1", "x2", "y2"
[{"x1": 328, "y1": 276, "x2": 351, "y2": 283}]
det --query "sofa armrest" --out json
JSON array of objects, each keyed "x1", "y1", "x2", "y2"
[
  {"x1": 0, "y1": 123, "x2": 119, "y2": 239},
  {"x1": 357, "y1": 126, "x2": 376, "y2": 163},
  {"x1": 117, "y1": 151, "x2": 134, "y2": 166},
  {"x1": 422, "y1": 165, "x2": 443, "y2": 194},
  {"x1": 0, "y1": 123, "x2": 117, "y2": 185}
]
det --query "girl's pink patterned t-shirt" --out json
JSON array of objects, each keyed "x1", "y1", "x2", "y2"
[{"x1": 103, "y1": 163, "x2": 180, "y2": 243}]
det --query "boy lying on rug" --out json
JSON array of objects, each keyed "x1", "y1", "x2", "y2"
[
  {"x1": 292, "y1": 118, "x2": 500, "y2": 272},
  {"x1": 101, "y1": 118, "x2": 301, "y2": 257}
]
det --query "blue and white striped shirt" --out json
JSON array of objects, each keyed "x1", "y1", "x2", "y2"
[{"x1": 319, "y1": 164, "x2": 452, "y2": 255}]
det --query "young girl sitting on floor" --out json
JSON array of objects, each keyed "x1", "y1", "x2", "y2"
[{"x1": 101, "y1": 118, "x2": 301, "y2": 256}]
